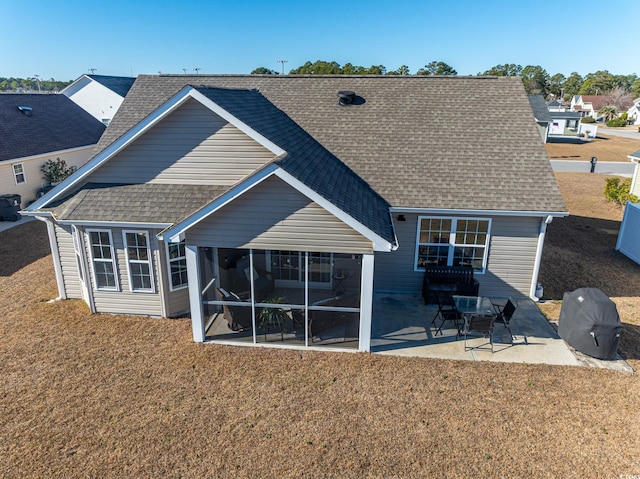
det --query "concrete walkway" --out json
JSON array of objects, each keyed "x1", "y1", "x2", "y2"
[
  {"x1": 0, "y1": 215, "x2": 34, "y2": 233},
  {"x1": 370, "y1": 293, "x2": 631, "y2": 370}
]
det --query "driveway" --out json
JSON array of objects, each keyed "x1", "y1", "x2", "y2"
[{"x1": 599, "y1": 127, "x2": 640, "y2": 140}]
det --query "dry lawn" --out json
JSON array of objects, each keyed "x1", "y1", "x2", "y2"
[
  {"x1": 538, "y1": 173, "x2": 640, "y2": 364},
  {"x1": 545, "y1": 131, "x2": 640, "y2": 162},
  {"x1": 2, "y1": 192, "x2": 640, "y2": 477}
]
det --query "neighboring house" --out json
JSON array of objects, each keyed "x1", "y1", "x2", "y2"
[
  {"x1": 528, "y1": 95, "x2": 551, "y2": 143},
  {"x1": 628, "y1": 149, "x2": 640, "y2": 198},
  {"x1": 546, "y1": 99, "x2": 565, "y2": 112},
  {"x1": 0, "y1": 94, "x2": 106, "y2": 207},
  {"x1": 627, "y1": 98, "x2": 640, "y2": 126},
  {"x1": 61, "y1": 74, "x2": 135, "y2": 126},
  {"x1": 24, "y1": 75, "x2": 567, "y2": 351},
  {"x1": 616, "y1": 149, "x2": 640, "y2": 264},
  {"x1": 570, "y1": 95, "x2": 611, "y2": 119},
  {"x1": 548, "y1": 111, "x2": 584, "y2": 137}
]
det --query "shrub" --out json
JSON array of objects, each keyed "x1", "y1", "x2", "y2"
[
  {"x1": 41, "y1": 158, "x2": 73, "y2": 184},
  {"x1": 606, "y1": 117, "x2": 627, "y2": 127},
  {"x1": 604, "y1": 177, "x2": 640, "y2": 206},
  {"x1": 580, "y1": 116, "x2": 596, "y2": 123}
]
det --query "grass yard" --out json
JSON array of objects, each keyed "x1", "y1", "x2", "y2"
[
  {"x1": 2, "y1": 173, "x2": 640, "y2": 477},
  {"x1": 545, "y1": 131, "x2": 640, "y2": 162}
]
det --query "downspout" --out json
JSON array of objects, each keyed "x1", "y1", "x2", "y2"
[
  {"x1": 388, "y1": 210, "x2": 400, "y2": 251},
  {"x1": 38, "y1": 217, "x2": 67, "y2": 300},
  {"x1": 530, "y1": 215, "x2": 553, "y2": 301}
]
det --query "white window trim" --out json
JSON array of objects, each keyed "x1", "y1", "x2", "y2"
[
  {"x1": 86, "y1": 229, "x2": 120, "y2": 291},
  {"x1": 414, "y1": 216, "x2": 491, "y2": 274},
  {"x1": 122, "y1": 230, "x2": 156, "y2": 293},
  {"x1": 165, "y1": 240, "x2": 188, "y2": 292},
  {"x1": 12, "y1": 163, "x2": 26, "y2": 185}
]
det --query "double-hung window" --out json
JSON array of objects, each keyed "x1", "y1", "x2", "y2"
[
  {"x1": 166, "y1": 241, "x2": 188, "y2": 291},
  {"x1": 415, "y1": 217, "x2": 491, "y2": 272},
  {"x1": 12, "y1": 163, "x2": 25, "y2": 184},
  {"x1": 88, "y1": 230, "x2": 118, "y2": 290},
  {"x1": 123, "y1": 231, "x2": 154, "y2": 292}
]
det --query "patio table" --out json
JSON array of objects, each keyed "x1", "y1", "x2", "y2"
[{"x1": 452, "y1": 295, "x2": 496, "y2": 318}]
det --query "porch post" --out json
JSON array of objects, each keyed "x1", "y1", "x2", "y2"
[
  {"x1": 186, "y1": 244, "x2": 205, "y2": 342},
  {"x1": 358, "y1": 253, "x2": 375, "y2": 352}
]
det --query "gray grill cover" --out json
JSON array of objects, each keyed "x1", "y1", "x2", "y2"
[{"x1": 558, "y1": 288, "x2": 622, "y2": 360}]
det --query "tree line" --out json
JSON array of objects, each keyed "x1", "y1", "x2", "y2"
[
  {"x1": 0, "y1": 77, "x2": 72, "y2": 93},
  {"x1": 251, "y1": 61, "x2": 640, "y2": 101}
]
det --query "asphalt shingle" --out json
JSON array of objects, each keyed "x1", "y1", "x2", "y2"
[
  {"x1": 97, "y1": 75, "x2": 566, "y2": 214},
  {"x1": 87, "y1": 75, "x2": 136, "y2": 98},
  {"x1": 0, "y1": 94, "x2": 105, "y2": 162},
  {"x1": 49, "y1": 183, "x2": 228, "y2": 224}
]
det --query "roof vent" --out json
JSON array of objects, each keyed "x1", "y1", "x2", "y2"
[
  {"x1": 18, "y1": 106, "x2": 33, "y2": 116},
  {"x1": 337, "y1": 91, "x2": 356, "y2": 106}
]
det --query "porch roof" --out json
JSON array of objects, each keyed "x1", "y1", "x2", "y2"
[{"x1": 47, "y1": 182, "x2": 228, "y2": 223}]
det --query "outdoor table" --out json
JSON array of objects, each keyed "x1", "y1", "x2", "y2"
[{"x1": 452, "y1": 295, "x2": 496, "y2": 319}]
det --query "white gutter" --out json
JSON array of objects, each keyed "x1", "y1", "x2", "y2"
[
  {"x1": 529, "y1": 215, "x2": 553, "y2": 300},
  {"x1": 390, "y1": 207, "x2": 569, "y2": 218}
]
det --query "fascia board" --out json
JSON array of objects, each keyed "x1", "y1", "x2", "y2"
[
  {"x1": 28, "y1": 85, "x2": 286, "y2": 212},
  {"x1": 389, "y1": 207, "x2": 569, "y2": 218},
  {"x1": 0, "y1": 144, "x2": 95, "y2": 165},
  {"x1": 26, "y1": 85, "x2": 197, "y2": 211},
  {"x1": 159, "y1": 163, "x2": 281, "y2": 242},
  {"x1": 188, "y1": 89, "x2": 286, "y2": 156},
  {"x1": 273, "y1": 169, "x2": 394, "y2": 252},
  {"x1": 60, "y1": 74, "x2": 92, "y2": 95},
  {"x1": 159, "y1": 165, "x2": 394, "y2": 252}
]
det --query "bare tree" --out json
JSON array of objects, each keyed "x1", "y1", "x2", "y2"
[{"x1": 606, "y1": 86, "x2": 633, "y2": 111}]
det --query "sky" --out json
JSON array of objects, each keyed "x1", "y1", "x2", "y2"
[{"x1": 2, "y1": 0, "x2": 638, "y2": 81}]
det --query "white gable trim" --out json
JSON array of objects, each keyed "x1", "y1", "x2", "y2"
[
  {"x1": 158, "y1": 165, "x2": 394, "y2": 252},
  {"x1": 188, "y1": 89, "x2": 285, "y2": 157},
  {"x1": 273, "y1": 169, "x2": 394, "y2": 252},
  {"x1": 27, "y1": 85, "x2": 285, "y2": 211}
]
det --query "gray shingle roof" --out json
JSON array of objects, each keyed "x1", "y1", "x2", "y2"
[
  {"x1": 528, "y1": 95, "x2": 552, "y2": 123},
  {"x1": 88, "y1": 75, "x2": 136, "y2": 98},
  {"x1": 97, "y1": 75, "x2": 566, "y2": 214},
  {"x1": 550, "y1": 111, "x2": 582, "y2": 120},
  {"x1": 194, "y1": 87, "x2": 393, "y2": 244},
  {"x1": 629, "y1": 150, "x2": 640, "y2": 160},
  {"x1": 0, "y1": 94, "x2": 106, "y2": 162},
  {"x1": 49, "y1": 183, "x2": 228, "y2": 223}
]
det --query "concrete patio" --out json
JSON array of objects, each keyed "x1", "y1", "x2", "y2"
[{"x1": 371, "y1": 293, "x2": 628, "y2": 368}]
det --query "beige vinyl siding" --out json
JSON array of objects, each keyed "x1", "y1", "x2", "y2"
[
  {"x1": 480, "y1": 217, "x2": 540, "y2": 297},
  {"x1": 54, "y1": 224, "x2": 82, "y2": 299},
  {"x1": 374, "y1": 213, "x2": 541, "y2": 297},
  {"x1": 158, "y1": 239, "x2": 191, "y2": 316},
  {"x1": 88, "y1": 99, "x2": 275, "y2": 185},
  {"x1": 0, "y1": 146, "x2": 94, "y2": 207},
  {"x1": 84, "y1": 227, "x2": 164, "y2": 316},
  {"x1": 187, "y1": 175, "x2": 373, "y2": 254}
]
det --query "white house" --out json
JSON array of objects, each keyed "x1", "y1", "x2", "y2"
[
  {"x1": 61, "y1": 74, "x2": 135, "y2": 126},
  {"x1": 627, "y1": 98, "x2": 640, "y2": 126}
]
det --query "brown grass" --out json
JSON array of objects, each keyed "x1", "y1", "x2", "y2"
[
  {"x1": 545, "y1": 132, "x2": 640, "y2": 162},
  {"x1": 2, "y1": 188, "x2": 640, "y2": 478}
]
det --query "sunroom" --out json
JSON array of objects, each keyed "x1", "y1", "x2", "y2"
[
  {"x1": 194, "y1": 248, "x2": 367, "y2": 349},
  {"x1": 159, "y1": 169, "x2": 393, "y2": 352}
]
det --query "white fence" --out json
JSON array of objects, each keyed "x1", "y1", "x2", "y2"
[{"x1": 616, "y1": 201, "x2": 640, "y2": 264}]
